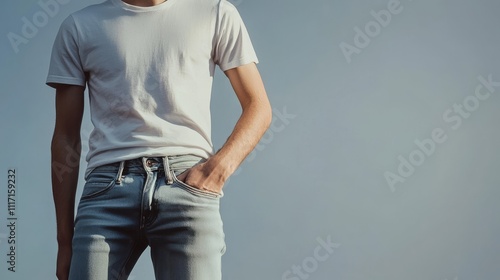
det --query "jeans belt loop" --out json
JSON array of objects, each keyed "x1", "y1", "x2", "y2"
[
  {"x1": 163, "y1": 156, "x2": 174, "y2": 184},
  {"x1": 115, "y1": 161, "x2": 125, "y2": 185}
]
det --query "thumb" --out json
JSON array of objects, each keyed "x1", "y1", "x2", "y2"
[{"x1": 176, "y1": 170, "x2": 189, "y2": 182}]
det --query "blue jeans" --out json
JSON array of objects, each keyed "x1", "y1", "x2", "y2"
[{"x1": 68, "y1": 155, "x2": 226, "y2": 280}]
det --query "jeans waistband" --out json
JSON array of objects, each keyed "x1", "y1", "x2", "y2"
[{"x1": 90, "y1": 154, "x2": 206, "y2": 184}]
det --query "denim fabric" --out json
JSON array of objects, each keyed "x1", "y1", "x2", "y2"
[{"x1": 68, "y1": 155, "x2": 226, "y2": 280}]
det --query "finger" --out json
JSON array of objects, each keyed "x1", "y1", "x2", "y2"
[{"x1": 176, "y1": 170, "x2": 189, "y2": 182}]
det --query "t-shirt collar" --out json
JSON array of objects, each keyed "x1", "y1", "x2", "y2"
[{"x1": 110, "y1": 0, "x2": 175, "y2": 12}]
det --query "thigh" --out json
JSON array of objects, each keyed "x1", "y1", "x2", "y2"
[
  {"x1": 69, "y1": 170, "x2": 147, "y2": 280},
  {"x1": 147, "y1": 174, "x2": 226, "y2": 280}
]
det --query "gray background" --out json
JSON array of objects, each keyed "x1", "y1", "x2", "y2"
[{"x1": 1, "y1": 0, "x2": 499, "y2": 279}]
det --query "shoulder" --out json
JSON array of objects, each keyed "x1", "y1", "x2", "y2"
[
  {"x1": 55, "y1": 0, "x2": 115, "y2": 35},
  {"x1": 73, "y1": 0, "x2": 113, "y2": 15},
  {"x1": 216, "y1": 0, "x2": 238, "y2": 13},
  {"x1": 196, "y1": 0, "x2": 238, "y2": 14},
  {"x1": 216, "y1": 0, "x2": 244, "y2": 21},
  {"x1": 66, "y1": 0, "x2": 114, "y2": 24}
]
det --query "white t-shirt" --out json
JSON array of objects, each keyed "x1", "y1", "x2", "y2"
[{"x1": 46, "y1": 0, "x2": 259, "y2": 178}]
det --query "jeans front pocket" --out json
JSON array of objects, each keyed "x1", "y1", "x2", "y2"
[
  {"x1": 171, "y1": 170, "x2": 222, "y2": 200},
  {"x1": 81, "y1": 171, "x2": 117, "y2": 200}
]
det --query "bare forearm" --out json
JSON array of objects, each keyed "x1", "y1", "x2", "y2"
[
  {"x1": 176, "y1": 63, "x2": 271, "y2": 191},
  {"x1": 51, "y1": 136, "x2": 81, "y2": 244},
  {"x1": 211, "y1": 99, "x2": 272, "y2": 179}
]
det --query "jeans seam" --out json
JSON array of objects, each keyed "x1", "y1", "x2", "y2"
[
  {"x1": 81, "y1": 161, "x2": 124, "y2": 199},
  {"x1": 114, "y1": 239, "x2": 141, "y2": 280},
  {"x1": 80, "y1": 179, "x2": 116, "y2": 200},
  {"x1": 171, "y1": 172, "x2": 221, "y2": 199}
]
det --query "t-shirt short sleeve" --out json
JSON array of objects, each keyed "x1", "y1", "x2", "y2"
[
  {"x1": 46, "y1": 15, "x2": 87, "y2": 89},
  {"x1": 213, "y1": 1, "x2": 259, "y2": 72}
]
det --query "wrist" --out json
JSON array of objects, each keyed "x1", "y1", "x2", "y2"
[{"x1": 207, "y1": 154, "x2": 238, "y2": 181}]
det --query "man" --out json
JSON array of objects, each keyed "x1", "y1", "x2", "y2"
[{"x1": 46, "y1": 0, "x2": 271, "y2": 279}]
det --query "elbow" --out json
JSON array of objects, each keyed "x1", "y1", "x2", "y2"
[
  {"x1": 263, "y1": 102, "x2": 273, "y2": 130},
  {"x1": 249, "y1": 97, "x2": 272, "y2": 130}
]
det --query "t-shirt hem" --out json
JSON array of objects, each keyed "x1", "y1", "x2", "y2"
[
  {"x1": 84, "y1": 149, "x2": 213, "y2": 179},
  {"x1": 220, "y1": 57, "x2": 259, "y2": 72}
]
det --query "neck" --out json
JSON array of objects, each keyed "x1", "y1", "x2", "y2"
[{"x1": 121, "y1": 0, "x2": 166, "y2": 7}]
